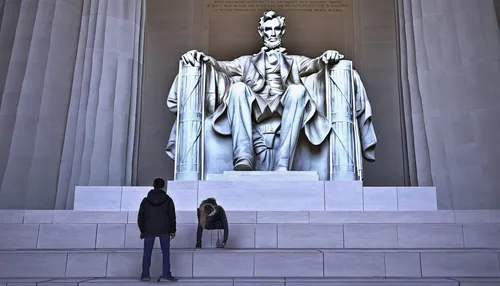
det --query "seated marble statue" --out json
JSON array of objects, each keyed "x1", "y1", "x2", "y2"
[{"x1": 166, "y1": 10, "x2": 376, "y2": 177}]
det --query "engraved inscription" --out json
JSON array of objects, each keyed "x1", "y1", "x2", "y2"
[{"x1": 207, "y1": 0, "x2": 349, "y2": 13}]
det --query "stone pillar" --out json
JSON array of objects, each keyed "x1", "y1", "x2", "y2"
[
  {"x1": 326, "y1": 60, "x2": 361, "y2": 181},
  {"x1": 174, "y1": 61, "x2": 205, "y2": 181}
]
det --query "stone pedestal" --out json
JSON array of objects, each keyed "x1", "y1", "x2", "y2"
[{"x1": 73, "y1": 181, "x2": 437, "y2": 212}]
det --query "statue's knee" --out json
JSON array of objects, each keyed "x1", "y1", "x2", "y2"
[
  {"x1": 286, "y1": 84, "x2": 307, "y2": 101},
  {"x1": 230, "y1": 82, "x2": 248, "y2": 94}
]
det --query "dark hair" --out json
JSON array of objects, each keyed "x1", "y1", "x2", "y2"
[
  {"x1": 203, "y1": 204, "x2": 215, "y2": 214},
  {"x1": 153, "y1": 177, "x2": 165, "y2": 189},
  {"x1": 205, "y1": 197, "x2": 217, "y2": 205}
]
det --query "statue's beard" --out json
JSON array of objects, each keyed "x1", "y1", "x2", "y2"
[{"x1": 263, "y1": 37, "x2": 282, "y2": 50}]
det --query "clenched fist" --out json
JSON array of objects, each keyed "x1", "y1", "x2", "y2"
[
  {"x1": 181, "y1": 50, "x2": 215, "y2": 66},
  {"x1": 320, "y1": 50, "x2": 344, "y2": 64}
]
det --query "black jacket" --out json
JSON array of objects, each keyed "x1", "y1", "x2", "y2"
[{"x1": 137, "y1": 189, "x2": 176, "y2": 237}]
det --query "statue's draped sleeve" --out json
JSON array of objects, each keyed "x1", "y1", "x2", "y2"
[{"x1": 353, "y1": 70, "x2": 377, "y2": 161}]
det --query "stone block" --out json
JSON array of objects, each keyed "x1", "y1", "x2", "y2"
[
  {"x1": 106, "y1": 252, "x2": 148, "y2": 277},
  {"x1": 74, "y1": 186, "x2": 122, "y2": 211},
  {"x1": 167, "y1": 181, "x2": 199, "y2": 211},
  {"x1": 96, "y1": 224, "x2": 126, "y2": 248},
  {"x1": 385, "y1": 253, "x2": 422, "y2": 277},
  {"x1": 193, "y1": 251, "x2": 254, "y2": 277},
  {"x1": 363, "y1": 187, "x2": 398, "y2": 211},
  {"x1": 23, "y1": 211, "x2": 54, "y2": 224},
  {"x1": 398, "y1": 224, "x2": 464, "y2": 248},
  {"x1": 53, "y1": 211, "x2": 127, "y2": 224},
  {"x1": 211, "y1": 171, "x2": 319, "y2": 181},
  {"x1": 120, "y1": 187, "x2": 148, "y2": 211},
  {"x1": 324, "y1": 252, "x2": 386, "y2": 277},
  {"x1": 309, "y1": 211, "x2": 455, "y2": 224},
  {"x1": 226, "y1": 211, "x2": 257, "y2": 223},
  {"x1": 255, "y1": 225, "x2": 278, "y2": 248},
  {"x1": 397, "y1": 187, "x2": 437, "y2": 211},
  {"x1": 463, "y1": 224, "x2": 500, "y2": 248},
  {"x1": 455, "y1": 278, "x2": 500, "y2": 286},
  {"x1": 421, "y1": 253, "x2": 500, "y2": 277},
  {"x1": 285, "y1": 278, "x2": 458, "y2": 286},
  {"x1": 491, "y1": 211, "x2": 500, "y2": 223},
  {"x1": 170, "y1": 225, "x2": 199, "y2": 249},
  {"x1": 66, "y1": 253, "x2": 107, "y2": 277},
  {"x1": 170, "y1": 251, "x2": 195, "y2": 278},
  {"x1": 124, "y1": 224, "x2": 145, "y2": 248},
  {"x1": 37, "y1": 224, "x2": 97, "y2": 249},
  {"x1": 344, "y1": 224, "x2": 398, "y2": 248},
  {"x1": 234, "y1": 278, "x2": 285, "y2": 286},
  {"x1": 455, "y1": 210, "x2": 492, "y2": 223},
  {"x1": 257, "y1": 212, "x2": 309, "y2": 223},
  {"x1": 127, "y1": 211, "x2": 138, "y2": 223},
  {"x1": 82, "y1": 278, "x2": 230, "y2": 286},
  {"x1": 0, "y1": 210, "x2": 24, "y2": 223},
  {"x1": 325, "y1": 181, "x2": 363, "y2": 211},
  {"x1": 277, "y1": 225, "x2": 343, "y2": 248},
  {"x1": 176, "y1": 211, "x2": 198, "y2": 224},
  {"x1": 198, "y1": 181, "x2": 325, "y2": 211},
  {"x1": 254, "y1": 251, "x2": 323, "y2": 277},
  {"x1": 211, "y1": 225, "x2": 255, "y2": 248},
  {"x1": 0, "y1": 253, "x2": 67, "y2": 278},
  {"x1": 0, "y1": 224, "x2": 39, "y2": 249},
  {"x1": 39, "y1": 279, "x2": 83, "y2": 286}
]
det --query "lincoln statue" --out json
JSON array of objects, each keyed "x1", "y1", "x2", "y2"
[{"x1": 166, "y1": 10, "x2": 377, "y2": 180}]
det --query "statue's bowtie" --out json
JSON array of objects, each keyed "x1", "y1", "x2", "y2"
[{"x1": 260, "y1": 46, "x2": 287, "y2": 54}]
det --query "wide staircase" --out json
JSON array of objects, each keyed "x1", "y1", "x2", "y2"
[{"x1": 1, "y1": 208, "x2": 500, "y2": 285}]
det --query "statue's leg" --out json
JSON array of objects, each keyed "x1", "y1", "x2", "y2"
[
  {"x1": 227, "y1": 82, "x2": 254, "y2": 171},
  {"x1": 274, "y1": 84, "x2": 307, "y2": 171}
]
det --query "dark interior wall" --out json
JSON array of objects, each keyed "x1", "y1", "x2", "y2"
[
  {"x1": 137, "y1": 0, "x2": 197, "y2": 184},
  {"x1": 138, "y1": 0, "x2": 405, "y2": 186}
]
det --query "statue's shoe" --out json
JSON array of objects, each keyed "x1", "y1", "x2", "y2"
[{"x1": 234, "y1": 158, "x2": 253, "y2": 171}]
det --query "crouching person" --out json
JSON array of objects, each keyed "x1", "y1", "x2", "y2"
[
  {"x1": 196, "y1": 198, "x2": 229, "y2": 248},
  {"x1": 138, "y1": 178, "x2": 178, "y2": 282}
]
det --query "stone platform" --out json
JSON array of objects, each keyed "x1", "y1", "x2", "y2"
[
  {"x1": 74, "y1": 181, "x2": 437, "y2": 212},
  {"x1": 1, "y1": 210, "x2": 500, "y2": 284},
  {"x1": 206, "y1": 171, "x2": 320, "y2": 181}
]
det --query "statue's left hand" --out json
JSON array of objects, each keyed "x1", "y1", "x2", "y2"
[{"x1": 321, "y1": 50, "x2": 344, "y2": 64}]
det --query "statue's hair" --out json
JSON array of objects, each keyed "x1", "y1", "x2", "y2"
[{"x1": 258, "y1": 10, "x2": 286, "y2": 36}]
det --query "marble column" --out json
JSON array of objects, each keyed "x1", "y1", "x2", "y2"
[
  {"x1": 55, "y1": 0, "x2": 144, "y2": 209},
  {"x1": 0, "y1": 0, "x2": 144, "y2": 209},
  {"x1": 397, "y1": 0, "x2": 500, "y2": 209}
]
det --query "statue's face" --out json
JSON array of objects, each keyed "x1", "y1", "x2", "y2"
[{"x1": 261, "y1": 18, "x2": 283, "y2": 49}]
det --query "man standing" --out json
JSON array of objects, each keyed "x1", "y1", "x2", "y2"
[{"x1": 138, "y1": 178, "x2": 178, "y2": 282}]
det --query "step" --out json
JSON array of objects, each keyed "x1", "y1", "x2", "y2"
[
  {"x1": 206, "y1": 171, "x2": 320, "y2": 181},
  {"x1": 2, "y1": 211, "x2": 500, "y2": 250},
  {"x1": 73, "y1": 182, "x2": 438, "y2": 211},
  {"x1": 3, "y1": 277, "x2": 498, "y2": 286},
  {"x1": 1, "y1": 249, "x2": 500, "y2": 279},
  {"x1": 3, "y1": 277, "x2": 495, "y2": 286}
]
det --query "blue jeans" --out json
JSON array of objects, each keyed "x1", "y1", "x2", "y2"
[{"x1": 141, "y1": 236, "x2": 171, "y2": 278}]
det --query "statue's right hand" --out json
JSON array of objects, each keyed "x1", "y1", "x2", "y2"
[{"x1": 181, "y1": 50, "x2": 210, "y2": 66}]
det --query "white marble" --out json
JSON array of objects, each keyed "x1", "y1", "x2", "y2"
[
  {"x1": 120, "y1": 187, "x2": 149, "y2": 211},
  {"x1": 463, "y1": 224, "x2": 500, "y2": 248},
  {"x1": 96, "y1": 224, "x2": 126, "y2": 248},
  {"x1": 385, "y1": 253, "x2": 422, "y2": 277},
  {"x1": 324, "y1": 252, "x2": 386, "y2": 277},
  {"x1": 277, "y1": 225, "x2": 343, "y2": 248},
  {"x1": 0, "y1": 210, "x2": 24, "y2": 223},
  {"x1": 66, "y1": 253, "x2": 107, "y2": 277},
  {"x1": 74, "y1": 186, "x2": 121, "y2": 211},
  {"x1": 193, "y1": 251, "x2": 254, "y2": 277},
  {"x1": 343, "y1": 224, "x2": 398, "y2": 248},
  {"x1": 421, "y1": 253, "x2": 500, "y2": 277},
  {"x1": 325, "y1": 181, "x2": 363, "y2": 211},
  {"x1": 0, "y1": 253, "x2": 67, "y2": 278},
  {"x1": 398, "y1": 224, "x2": 464, "y2": 248},
  {"x1": 254, "y1": 251, "x2": 324, "y2": 277},
  {"x1": 37, "y1": 224, "x2": 97, "y2": 249},
  {"x1": 207, "y1": 171, "x2": 319, "y2": 181},
  {"x1": 198, "y1": 181, "x2": 325, "y2": 211},
  {"x1": 0, "y1": 224, "x2": 39, "y2": 249},
  {"x1": 397, "y1": 187, "x2": 437, "y2": 211},
  {"x1": 363, "y1": 187, "x2": 398, "y2": 211}
]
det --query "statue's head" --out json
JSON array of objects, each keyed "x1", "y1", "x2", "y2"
[{"x1": 258, "y1": 11, "x2": 286, "y2": 49}]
